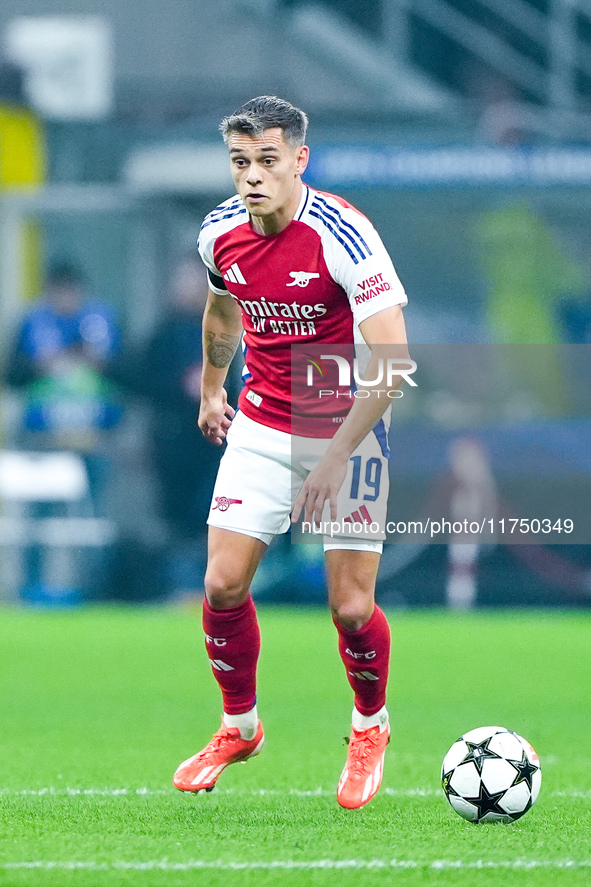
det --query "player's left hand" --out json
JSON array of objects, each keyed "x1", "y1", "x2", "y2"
[{"x1": 291, "y1": 456, "x2": 348, "y2": 527}]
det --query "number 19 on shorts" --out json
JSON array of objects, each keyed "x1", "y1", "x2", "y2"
[{"x1": 349, "y1": 455, "x2": 382, "y2": 502}]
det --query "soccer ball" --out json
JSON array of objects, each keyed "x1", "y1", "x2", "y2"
[{"x1": 441, "y1": 726, "x2": 542, "y2": 823}]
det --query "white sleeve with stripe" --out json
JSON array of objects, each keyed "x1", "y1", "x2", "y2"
[
  {"x1": 198, "y1": 212, "x2": 231, "y2": 296},
  {"x1": 311, "y1": 197, "x2": 407, "y2": 325}
]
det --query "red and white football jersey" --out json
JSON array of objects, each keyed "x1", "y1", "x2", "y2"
[{"x1": 198, "y1": 184, "x2": 407, "y2": 437}]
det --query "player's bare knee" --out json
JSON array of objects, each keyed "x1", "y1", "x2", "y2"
[
  {"x1": 204, "y1": 571, "x2": 250, "y2": 609},
  {"x1": 331, "y1": 601, "x2": 374, "y2": 632}
]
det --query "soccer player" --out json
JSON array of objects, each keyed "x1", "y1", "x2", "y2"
[{"x1": 173, "y1": 96, "x2": 409, "y2": 809}]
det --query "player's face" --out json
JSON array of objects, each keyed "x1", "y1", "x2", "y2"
[{"x1": 228, "y1": 129, "x2": 309, "y2": 231}]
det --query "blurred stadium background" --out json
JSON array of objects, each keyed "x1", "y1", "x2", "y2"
[{"x1": 0, "y1": 0, "x2": 590, "y2": 609}]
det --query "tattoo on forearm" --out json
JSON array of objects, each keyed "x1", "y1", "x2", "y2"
[
  {"x1": 205, "y1": 331, "x2": 239, "y2": 369},
  {"x1": 208, "y1": 343, "x2": 235, "y2": 368}
]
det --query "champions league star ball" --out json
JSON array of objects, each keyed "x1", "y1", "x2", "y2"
[{"x1": 441, "y1": 726, "x2": 542, "y2": 823}]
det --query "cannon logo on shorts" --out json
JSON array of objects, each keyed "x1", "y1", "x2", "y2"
[{"x1": 212, "y1": 496, "x2": 243, "y2": 512}]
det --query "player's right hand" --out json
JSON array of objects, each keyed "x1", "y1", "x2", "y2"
[{"x1": 198, "y1": 391, "x2": 235, "y2": 445}]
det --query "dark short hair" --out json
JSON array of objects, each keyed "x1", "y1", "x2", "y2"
[{"x1": 220, "y1": 96, "x2": 308, "y2": 147}]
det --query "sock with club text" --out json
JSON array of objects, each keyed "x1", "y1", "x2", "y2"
[
  {"x1": 202, "y1": 594, "x2": 261, "y2": 716},
  {"x1": 334, "y1": 604, "x2": 390, "y2": 717}
]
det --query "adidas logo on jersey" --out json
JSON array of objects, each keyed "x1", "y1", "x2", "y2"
[{"x1": 223, "y1": 263, "x2": 247, "y2": 284}]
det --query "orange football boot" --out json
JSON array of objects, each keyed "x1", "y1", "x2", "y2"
[
  {"x1": 173, "y1": 720, "x2": 264, "y2": 793},
  {"x1": 337, "y1": 724, "x2": 390, "y2": 809}
]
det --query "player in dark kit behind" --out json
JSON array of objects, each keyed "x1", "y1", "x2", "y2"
[{"x1": 172, "y1": 96, "x2": 410, "y2": 809}]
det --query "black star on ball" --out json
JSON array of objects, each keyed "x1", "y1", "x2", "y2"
[
  {"x1": 475, "y1": 781, "x2": 509, "y2": 820},
  {"x1": 462, "y1": 737, "x2": 503, "y2": 774},
  {"x1": 512, "y1": 752, "x2": 539, "y2": 792}
]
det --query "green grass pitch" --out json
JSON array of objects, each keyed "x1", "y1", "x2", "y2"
[{"x1": 0, "y1": 604, "x2": 589, "y2": 886}]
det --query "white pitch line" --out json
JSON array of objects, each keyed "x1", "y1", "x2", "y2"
[
  {"x1": 2, "y1": 787, "x2": 167, "y2": 798},
  {"x1": 2, "y1": 860, "x2": 591, "y2": 872},
  {"x1": 0, "y1": 787, "x2": 433, "y2": 798},
  {"x1": 1, "y1": 786, "x2": 589, "y2": 799}
]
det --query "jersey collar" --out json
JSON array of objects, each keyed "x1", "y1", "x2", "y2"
[{"x1": 295, "y1": 183, "x2": 311, "y2": 221}]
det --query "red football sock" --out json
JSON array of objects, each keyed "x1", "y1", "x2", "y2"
[
  {"x1": 202, "y1": 595, "x2": 261, "y2": 715},
  {"x1": 334, "y1": 605, "x2": 390, "y2": 717}
]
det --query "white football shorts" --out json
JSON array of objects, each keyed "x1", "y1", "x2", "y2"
[{"x1": 207, "y1": 410, "x2": 388, "y2": 552}]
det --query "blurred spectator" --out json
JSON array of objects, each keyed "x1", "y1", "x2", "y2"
[
  {"x1": 138, "y1": 257, "x2": 216, "y2": 540},
  {"x1": 477, "y1": 204, "x2": 588, "y2": 346},
  {"x1": 115, "y1": 256, "x2": 235, "y2": 554},
  {"x1": 0, "y1": 60, "x2": 27, "y2": 105},
  {"x1": 5, "y1": 258, "x2": 122, "y2": 511},
  {"x1": 476, "y1": 204, "x2": 588, "y2": 415},
  {"x1": 557, "y1": 294, "x2": 591, "y2": 415},
  {"x1": 558, "y1": 296, "x2": 591, "y2": 344}
]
